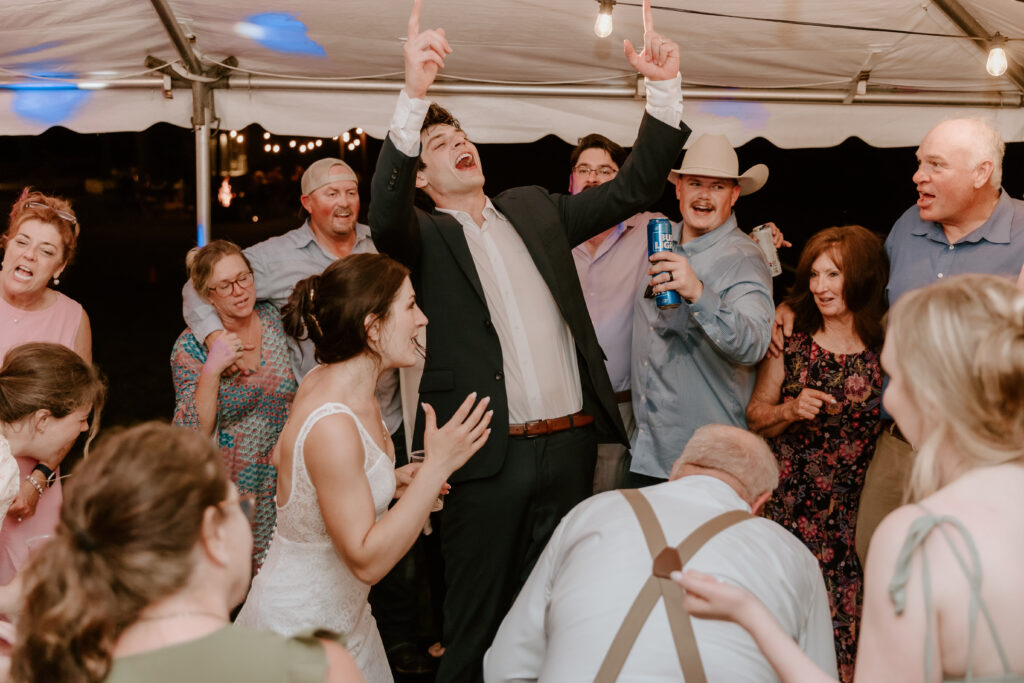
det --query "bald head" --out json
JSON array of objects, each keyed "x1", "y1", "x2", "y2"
[
  {"x1": 913, "y1": 118, "x2": 1003, "y2": 231},
  {"x1": 923, "y1": 118, "x2": 1004, "y2": 189},
  {"x1": 669, "y1": 425, "x2": 779, "y2": 503}
]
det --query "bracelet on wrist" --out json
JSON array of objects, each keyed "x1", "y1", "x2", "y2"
[{"x1": 25, "y1": 475, "x2": 44, "y2": 497}]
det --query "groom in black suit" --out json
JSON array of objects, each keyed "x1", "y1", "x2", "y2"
[{"x1": 369, "y1": 1, "x2": 690, "y2": 679}]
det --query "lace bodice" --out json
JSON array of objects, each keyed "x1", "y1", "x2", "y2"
[
  {"x1": 275, "y1": 402, "x2": 396, "y2": 544},
  {"x1": 236, "y1": 402, "x2": 397, "y2": 682}
]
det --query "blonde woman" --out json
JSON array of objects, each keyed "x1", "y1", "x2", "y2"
[{"x1": 678, "y1": 273, "x2": 1024, "y2": 681}]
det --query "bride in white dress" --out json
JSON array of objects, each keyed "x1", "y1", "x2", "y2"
[{"x1": 237, "y1": 254, "x2": 492, "y2": 682}]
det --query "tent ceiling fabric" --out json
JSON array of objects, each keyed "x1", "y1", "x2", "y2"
[{"x1": 2, "y1": 0, "x2": 1024, "y2": 147}]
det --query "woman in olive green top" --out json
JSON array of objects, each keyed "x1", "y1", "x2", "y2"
[{"x1": 10, "y1": 422, "x2": 362, "y2": 683}]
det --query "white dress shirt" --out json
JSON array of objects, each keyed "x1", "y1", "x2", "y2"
[
  {"x1": 386, "y1": 76, "x2": 682, "y2": 421},
  {"x1": 484, "y1": 476, "x2": 838, "y2": 682}
]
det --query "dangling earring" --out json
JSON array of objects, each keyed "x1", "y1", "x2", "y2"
[{"x1": 52, "y1": 276, "x2": 60, "y2": 286}]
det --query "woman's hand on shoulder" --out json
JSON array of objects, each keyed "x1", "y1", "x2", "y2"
[{"x1": 421, "y1": 393, "x2": 493, "y2": 476}]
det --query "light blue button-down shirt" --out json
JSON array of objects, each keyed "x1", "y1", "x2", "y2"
[
  {"x1": 885, "y1": 190, "x2": 1024, "y2": 305},
  {"x1": 181, "y1": 221, "x2": 403, "y2": 433},
  {"x1": 630, "y1": 215, "x2": 773, "y2": 479}
]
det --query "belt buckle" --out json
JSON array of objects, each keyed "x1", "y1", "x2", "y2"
[{"x1": 523, "y1": 419, "x2": 549, "y2": 438}]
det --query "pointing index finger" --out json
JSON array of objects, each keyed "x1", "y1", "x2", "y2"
[
  {"x1": 408, "y1": 0, "x2": 421, "y2": 40},
  {"x1": 642, "y1": 0, "x2": 654, "y2": 34}
]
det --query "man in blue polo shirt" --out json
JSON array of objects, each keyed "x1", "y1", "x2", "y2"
[{"x1": 773, "y1": 118, "x2": 1024, "y2": 563}]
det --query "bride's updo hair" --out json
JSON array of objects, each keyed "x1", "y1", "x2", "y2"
[
  {"x1": 282, "y1": 253, "x2": 410, "y2": 365},
  {"x1": 886, "y1": 273, "x2": 1024, "y2": 500},
  {"x1": 11, "y1": 422, "x2": 230, "y2": 683}
]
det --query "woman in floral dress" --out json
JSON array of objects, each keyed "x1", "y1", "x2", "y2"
[
  {"x1": 171, "y1": 240, "x2": 297, "y2": 574},
  {"x1": 746, "y1": 225, "x2": 888, "y2": 682}
]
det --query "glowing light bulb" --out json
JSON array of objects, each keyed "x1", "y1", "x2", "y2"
[
  {"x1": 299, "y1": 144, "x2": 307, "y2": 152},
  {"x1": 594, "y1": 0, "x2": 614, "y2": 38},
  {"x1": 263, "y1": 132, "x2": 271, "y2": 140},
  {"x1": 987, "y1": 39, "x2": 1008, "y2": 77},
  {"x1": 342, "y1": 131, "x2": 351, "y2": 142},
  {"x1": 272, "y1": 144, "x2": 280, "y2": 153},
  {"x1": 229, "y1": 130, "x2": 237, "y2": 138},
  {"x1": 288, "y1": 140, "x2": 296, "y2": 148},
  {"x1": 315, "y1": 139, "x2": 322, "y2": 147},
  {"x1": 264, "y1": 143, "x2": 271, "y2": 152},
  {"x1": 236, "y1": 135, "x2": 244, "y2": 143},
  {"x1": 355, "y1": 127, "x2": 363, "y2": 135}
]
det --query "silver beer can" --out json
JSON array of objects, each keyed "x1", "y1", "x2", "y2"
[{"x1": 751, "y1": 223, "x2": 782, "y2": 277}]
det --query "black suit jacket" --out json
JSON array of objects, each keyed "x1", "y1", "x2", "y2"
[{"x1": 370, "y1": 112, "x2": 690, "y2": 484}]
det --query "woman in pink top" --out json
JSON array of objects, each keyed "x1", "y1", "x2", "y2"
[
  {"x1": 0, "y1": 188, "x2": 90, "y2": 363},
  {"x1": 0, "y1": 190, "x2": 94, "y2": 589}
]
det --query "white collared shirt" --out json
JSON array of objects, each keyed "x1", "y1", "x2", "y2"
[
  {"x1": 485, "y1": 476, "x2": 838, "y2": 681},
  {"x1": 437, "y1": 201, "x2": 581, "y2": 422}
]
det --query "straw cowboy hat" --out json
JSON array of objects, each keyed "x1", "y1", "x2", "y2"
[{"x1": 668, "y1": 134, "x2": 769, "y2": 196}]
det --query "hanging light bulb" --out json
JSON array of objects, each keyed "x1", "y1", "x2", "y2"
[
  {"x1": 987, "y1": 33, "x2": 1008, "y2": 77},
  {"x1": 594, "y1": 0, "x2": 615, "y2": 38}
]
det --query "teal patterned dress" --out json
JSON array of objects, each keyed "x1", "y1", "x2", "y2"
[
  {"x1": 761, "y1": 331, "x2": 882, "y2": 683},
  {"x1": 171, "y1": 302, "x2": 298, "y2": 573}
]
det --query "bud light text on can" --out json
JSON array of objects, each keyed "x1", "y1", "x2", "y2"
[
  {"x1": 647, "y1": 218, "x2": 682, "y2": 309},
  {"x1": 751, "y1": 223, "x2": 783, "y2": 277}
]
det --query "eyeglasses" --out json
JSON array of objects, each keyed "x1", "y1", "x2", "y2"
[
  {"x1": 572, "y1": 165, "x2": 618, "y2": 179},
  {"x1": 24, "y1": 201, "x2": 77, "y2": 225},
  {"x1": 208, "y1": 271, "x2": 254, "y2": 296},
  {"x1": 219, "y1": 493, "x2": 256, "y2": 523}
]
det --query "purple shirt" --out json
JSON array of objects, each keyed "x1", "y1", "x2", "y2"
[
  {"x1": 885, "y1": 190, "x2": 1024, "y2": 305},
  {"x1": 572, "y1": 211, "x2": 661, "y2": 393}
]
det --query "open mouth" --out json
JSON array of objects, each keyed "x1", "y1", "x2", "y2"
[
  {"x1": 917, "y1": 191, "x2": 935, "y2": 206},
  {"x1": 455, "y1": 152, "x2": 475, "y2": 170},
  {"x1": 12, "y1": 265, "x2": 34, "y2": 281},
  {"x1": 690, "y1": 204, "x2": 714, "y2": 216}
]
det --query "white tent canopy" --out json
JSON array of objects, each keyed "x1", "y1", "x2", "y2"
[{"x1": 4, "y1": 0, "x2": 1024, "y2": 148}]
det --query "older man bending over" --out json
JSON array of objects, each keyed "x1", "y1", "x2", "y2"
[{"x1": 484, "y1": 424, "x2": 836, "y2": 682}]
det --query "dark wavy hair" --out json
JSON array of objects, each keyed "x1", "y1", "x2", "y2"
[
  {"x1": 785, "y1": 225, "x2": 889, "y2": 349},
  {"x1": 282, "y1": 253, "x2": 410, "y2": 365},
  {"x1": 11, "y1": 422, "x2": 230, "y2": 683}
]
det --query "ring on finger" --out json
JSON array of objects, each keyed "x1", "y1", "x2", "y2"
[{"x1": 667, "y1": 271, "x2": 674, "y2": 282}]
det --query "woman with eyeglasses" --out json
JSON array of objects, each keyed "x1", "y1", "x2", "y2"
[
  {"x1": 10, "y1": 421, "x2": 362, "y2": 683},
  {"x1": 171, "y1": 240, "x2": 298, "y2": 574},
  {"x1": 0, "y1": 342, "x2": 105, "y2": 593},
  {"x1": 0, "y1": 189, "x2": 90, "y2": 363}
]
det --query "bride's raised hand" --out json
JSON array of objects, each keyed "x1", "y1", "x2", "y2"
[{"x1": 421, "y1": 393, "x2": 492, "y2": 476}]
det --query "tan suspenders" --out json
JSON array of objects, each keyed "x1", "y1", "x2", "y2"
[{"x1": 594, "y1": 488, "x2": 752, "y2": 683}]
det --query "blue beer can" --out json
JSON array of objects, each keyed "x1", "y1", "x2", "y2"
[{"x1": 647, "y1": 218, "x2": 682, "y2": 309}]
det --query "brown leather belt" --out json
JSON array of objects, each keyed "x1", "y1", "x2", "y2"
[
  {"x1": 509, "y1": 411, "x2": 594, "y2": 438},
  {"x1": 614, "y1": 390, "x2": 633, "y2": 404}
]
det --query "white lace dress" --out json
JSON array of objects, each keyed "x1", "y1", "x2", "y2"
[{"x1": 236, "y1": 403, "x2": 396, "y2": 683}]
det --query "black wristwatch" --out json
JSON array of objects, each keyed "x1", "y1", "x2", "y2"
[{"x1": 32, "y1": 463, "x2": 57, "y2": 488}]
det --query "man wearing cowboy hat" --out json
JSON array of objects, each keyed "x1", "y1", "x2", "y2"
[{"x1": 627, "y1": 134, "x2": 775, "y2": 485}]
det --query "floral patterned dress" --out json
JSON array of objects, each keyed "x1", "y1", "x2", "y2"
[
  {"x1": 171, "y1": 302, "x2": 298, "y2": 574},
  {"x1": 761, "y1": 331, "x2": 882, "y2": 683}
]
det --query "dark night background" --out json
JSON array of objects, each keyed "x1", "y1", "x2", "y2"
[{"x1": 2, "y1": 123, "x2": 1022, "y2": 428}]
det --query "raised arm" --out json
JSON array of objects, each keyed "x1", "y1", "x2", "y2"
[
  {"x1": 561, "y1": 0, "x2": 689, "y2": 244},
  {"x1": 304, "y1": 394, "x2": 491, "y2": 584},
  {"x1": 369, "y1": 0, "x2": 451, "y2": 267}
]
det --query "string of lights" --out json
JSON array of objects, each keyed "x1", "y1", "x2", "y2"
[{"x1": 595, "y1": 1, "x2": 1015, "y2": 77}]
